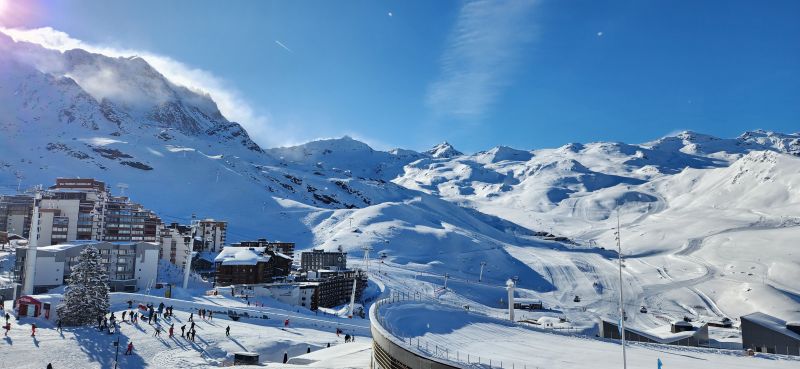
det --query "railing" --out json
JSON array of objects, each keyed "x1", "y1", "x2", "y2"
[{"x1": 371, "y1": 295, "x2": 544, "y2": 369}]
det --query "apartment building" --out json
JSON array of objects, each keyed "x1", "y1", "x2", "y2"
[
  {"x1": 14, "y1": 240, "x2": 160, "y2": 293},
  {"x1": 0, "y1": 194, "x2": 34, "y2": 238},
  {"x1": 301, "y1": 248, "x2": 347, "y2": 272},
  {"x1": 193, "y1": 218, "x2": 227, "y2": 253},
  {"x1": 307, "y1": 269, "x2": 367, "y2": 308},
  {"x1": 0, "y1": 178, "x2": 163, "y2": 247},
  {"x1": 159, "y1": 223, "x2": 193, "y2": 267}
]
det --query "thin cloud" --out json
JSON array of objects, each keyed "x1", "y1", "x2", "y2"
[
  {"x1": 426, "y1": 0, "x2": 538, "y2": 119},
  {"x1": 274, "y1": 40, "x2": 293, "y2": 53},
  {"x1": 0, "y1": 26, "x2": 281, "y2": 147}
]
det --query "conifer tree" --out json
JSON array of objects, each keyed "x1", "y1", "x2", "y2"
[{"x1": 56, "y1": 246, "x2": 110, "y2": 326}]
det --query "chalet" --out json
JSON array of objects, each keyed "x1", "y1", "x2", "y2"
[{"x1": 213, "y1": 247, "x2": 292, "y2": 286}]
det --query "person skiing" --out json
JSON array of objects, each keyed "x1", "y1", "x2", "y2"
[
  {"x1": 125, "y1": 341, "x2": 134, "y2": 355},
  {"x1": 46, "y1": 363, "x2": 53, "y2": 369},
  {"x1": 3, "y1": 321, "x2": 9, "y2": 336},
  {"x1": 307, "y1": 346, "x2": 311, "y2": 354},
  {"x1": 153, "y1": 326, "x2": 161, "y2": 337},
  {"x1": 56, "y1": 319, "x2": 63, "y2": 333},
  {"x1": 190, "y1": 321, "x2": 196, "y2": 331},
  {"x1": 190, "y1": 328, "x2": 196, "y2": 342},
  {"x1": 284, "y1": 319, "x2": 289, "y2": 328},
  {"x1": 283, "y1": 352, "x2": 288, "y2": 364},
  {"x1": 121, "y1": 311, "x2": 126, "y2": 322},
  {"x1": 4, "y1": 312, "x2": 9, "y2": 325},
  {"x1": 31, "y1": 323, "x2": 36, "y2": 337},
  {"x1": 189, "y1": 313, "x2": 193, "y2": 322},
  {"x1": 344, "y1": 334, "x2": 350, "y2": 343},
  {"x1": 208, "y1": 311, "x2": 213, "y2": 321},
  {"x1": 169, "y1": 324, "x2": 174, "y2": 337},
  {"x1": 225, "y1": 325, "x2": 230, "y2": 337},
  {"x1": 180, "y1": 324, "x2": 186, "y2": 338}
]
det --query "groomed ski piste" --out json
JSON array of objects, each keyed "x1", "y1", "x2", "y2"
[
  {"x1": 0, "y1": 287, "x2": 373, "y2": 368},
  {"x1": 2, "y1": 249, "x2": 800, "y2": 368}
]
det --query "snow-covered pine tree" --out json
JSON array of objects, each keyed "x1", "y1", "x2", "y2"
[{"x1": 56, "y1": 245, "x2": 110, "y2": 326}]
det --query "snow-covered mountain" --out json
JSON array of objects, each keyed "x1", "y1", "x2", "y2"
[{"x1": 1, "y1": 30, "x2": 799, "y2": 325}]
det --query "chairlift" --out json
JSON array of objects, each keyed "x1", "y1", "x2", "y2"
[
  {"x1": 573, "y1": 295, "x2": 581, "y2": 303},
  {"x1": 640, "y1": 306, "x2": 648, "y2": 314}
]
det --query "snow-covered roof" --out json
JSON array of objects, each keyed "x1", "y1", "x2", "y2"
[
  {"x1": 602, "y1": 319, "x2": 706, "y2": 344},
  {"x1": 214, "y1": 247, "x2": 270, "y2": 266},
  {"x1": 742, "y1": 312, "x2": 800, "y2": 341},
  {"x1": 36, "y1": 240, "x2": 156, "y2": 253},
  {"x1": 37, "y1": 243, "x2": 89, "y2": 252},
  {"x1": 274, "y1": 252, "x2": 292, "y2": 260}
]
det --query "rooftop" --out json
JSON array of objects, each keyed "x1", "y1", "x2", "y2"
[
  {"x1": 742, "y1": 312, "x2": 800, "y2": 341},
  {"x1": 214, "y1": 247, "x2": 270, "y2": 266}
]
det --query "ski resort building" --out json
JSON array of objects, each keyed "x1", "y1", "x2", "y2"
[
  {"x1": 0, "y1": 194, "x2": 34, "y2": 239},
  {"x1": 236, "y1": 282, "x2": 320, "y2": 310},
  {"x1": 231, "y1": 238, "x2": 295, "y2": 258},
  {"x1": 14, "y1": 240, "x2": 160, "y2": 293},
  {"x1": 301, "y1": 248, "x2": 347, "y2": 272},
  {"x1": 0, "y1": 178, "x2": 164, "y2": 246},
  {"x1": 307, "y1": 269, "x2": 367, "y2": 308},
  {"x1": 193, "y1": 218, "x2": 227, "y2": 253},
  {"x1": 159, "y1": 223, "x2": 194, "y2": 267},
  {"x1": 741, "y1": 312, "x2": 800, "y2": 356},
  {"x1": 598, "y1": 318, "x2": 709, "y2": 347},
  {"x1": 213, "y1": 247, "x2": 292, "y2": 286}
]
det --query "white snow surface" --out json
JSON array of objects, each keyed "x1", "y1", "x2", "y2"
[{"x1": 374, "y1": 300, "x2": 800, "y2": 369}]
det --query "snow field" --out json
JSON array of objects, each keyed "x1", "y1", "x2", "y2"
[{"x1": 0, "y1": 298, "x2": 370, "y2": 368}]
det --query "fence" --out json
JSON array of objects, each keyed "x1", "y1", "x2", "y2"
[{"x1": 372, "y1": 295, "x2": 543, "y2": 369}]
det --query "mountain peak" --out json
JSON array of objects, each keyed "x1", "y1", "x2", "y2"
[{"x1": 427, "y1": 142, "x2": 463, "y2": 158}]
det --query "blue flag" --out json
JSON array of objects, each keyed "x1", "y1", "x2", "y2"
[{"x1": 657, "y1": 358, "x2": 663, "y2": 369}]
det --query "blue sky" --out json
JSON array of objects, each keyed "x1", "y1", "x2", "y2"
[{"x1": 2, "y1": 0, "x2": 799, "y2": 152}]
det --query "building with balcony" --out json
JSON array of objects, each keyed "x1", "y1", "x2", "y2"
[
  {"x1": 301, "y1": 248, "x2": 347, "y2": 272},
  {"x1": 0, "y1": 178, "x2": 163, "y2": 247},
  {"x1": 14, "y1": 240, "x2": 160, "y2": 293},
  {"x1": 213, "y1": 247, "x2": 292, "y2": 286}
]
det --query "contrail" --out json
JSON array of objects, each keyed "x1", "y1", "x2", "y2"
[{"x1": 275, "y1": 40, "x2": 293, "y2": 53}]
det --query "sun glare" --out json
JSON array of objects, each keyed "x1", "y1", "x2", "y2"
[{"x1": 0, "y1": 0, "x2": 7, "y2": 21}]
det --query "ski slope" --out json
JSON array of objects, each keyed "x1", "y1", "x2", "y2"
[{"x1": 0, "y1": 294, "x2": 370, "y2": 369}]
